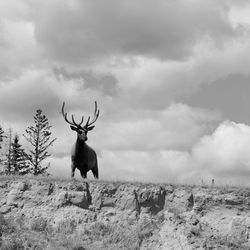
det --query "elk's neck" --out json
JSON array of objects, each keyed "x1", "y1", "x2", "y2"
[
  {"x1": 76, "y1": 138, "x2": 87, "y2": 148},
  {"x1": 73, "y1": 138, "x2": 87, "y2": 158},
  {"x1": 72, "y1": 138, "x2": 88, "y2": 161}
]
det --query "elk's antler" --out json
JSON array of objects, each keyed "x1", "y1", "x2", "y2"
[
  {"x1": 85, "y1": 101, "x2": 100, "y2": 128},
  {"x1": 61, "y1": 102, "x2": 84, "y2": 127}
]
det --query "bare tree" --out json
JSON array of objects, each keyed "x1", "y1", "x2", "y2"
[{"x1": 23, "y1": 109, "x2": 57, "y2": 175}]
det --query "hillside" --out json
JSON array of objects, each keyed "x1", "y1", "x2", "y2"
[{"x1": 0, "y1": 177, "x2": 250, "y2": 250}]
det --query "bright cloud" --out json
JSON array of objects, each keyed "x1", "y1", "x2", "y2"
[
  {"x1": 94, "y1": 103, "x2": 221, "y2": 151},
  {"x1": 93, "y1": 121, "x2": 250, "y2": 185},
  {"x1": 192, "y1": 121, "x2": 250, "y2": 180}
]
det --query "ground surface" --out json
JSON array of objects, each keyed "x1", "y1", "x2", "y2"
[{"x1": 0, "y1": 176, "x2": 250, "y2": 249}]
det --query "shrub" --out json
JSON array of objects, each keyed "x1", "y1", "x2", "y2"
[
  {"x1": 56, "y1": 218, "x2": 77, "y2": 234},
  {"x1": 30, "y1": 217, "x2": 47, "y2": 232},
  {"x1": 1, "y1": 237, "x2": 24, "y2": 250}
]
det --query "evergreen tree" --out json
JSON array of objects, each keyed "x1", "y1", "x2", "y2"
[
  {"x1": 0, "y1": 126, "x2": 4, "y2": 150},
  {"x1": 23, "y1": 109, "x2": 57, "y2": 175},
  {"x1": 0, "y1": 126, "x2": 5, "y2": 171},
  {"x1": 4, "y1": 128, "x2": 12, "y2": 174},
  {"x1": 11, "y1": 134, "x2": 29, "y2": 175}
]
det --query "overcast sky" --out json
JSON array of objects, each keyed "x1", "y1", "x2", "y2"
[{"x1": 1, "y1": 0, "x2": 250, "y2": 185}]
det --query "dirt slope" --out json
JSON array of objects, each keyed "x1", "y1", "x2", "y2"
[{"x1": 0, "y1": 177, "x2": 250, "y2": 249}]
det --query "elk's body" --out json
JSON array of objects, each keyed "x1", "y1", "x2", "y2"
[
  {"x1": 62, "y1": 101, "x2": 99, "y2": 179},
  {"x1": 71, "y1": 138, "x2": 98, "y2": 178}
]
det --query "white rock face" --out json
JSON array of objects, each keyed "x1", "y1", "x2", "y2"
[{"x1": 0, "y1": 177, "x2": 250, "y2": 250}]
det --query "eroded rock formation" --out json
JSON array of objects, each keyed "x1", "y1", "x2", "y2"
[{"x1": 0, "y1": 177, "x2": 250, "y2": 249}]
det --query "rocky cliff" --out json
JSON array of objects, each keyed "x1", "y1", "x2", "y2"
[{"x1": 0, "y1": 176, "x2": 250, "y2": 249}]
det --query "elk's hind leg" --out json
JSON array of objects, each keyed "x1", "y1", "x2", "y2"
[
  {"x1": 71, "y1": 163, "x2": 76, "y2": 178},
  {"x1": 92, "y1": 166, "x2": 99, "y2": 179},
  {"x1": 80, "y1": 169, "x2": 87, "y2": 179}
]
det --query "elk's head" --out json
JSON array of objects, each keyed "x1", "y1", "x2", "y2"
[{"x1": 61, "y1": 102, "x2": 100, "y2": 142}]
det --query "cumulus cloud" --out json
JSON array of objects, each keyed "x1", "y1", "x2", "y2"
[
  {"x1": 98, "y1": 150, "x2": 192, "y2": 183},
  {"x1": 94, "y1": 103, "x2": 221, "y2": 151},
  {"x1": 96, "y1": 121, "x2": 250, "y2": 185},
  {"x1": 192, "y1": 121, "x2": 250, "y2": 183}
]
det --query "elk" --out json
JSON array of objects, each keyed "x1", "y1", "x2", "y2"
[{"x1": 61, "y1": 101, "x2": 100, "y2": 179}]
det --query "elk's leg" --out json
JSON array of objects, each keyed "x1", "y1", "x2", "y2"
[
  {"x1": 92, "y1": 166, "x2": 99, "y2": 179},
  {"x1": 71, "y1": 163, "x2": 76, "y2": 178},
  {"x1": 80, "y1": 170, "x2": 87, "y2": 179}
]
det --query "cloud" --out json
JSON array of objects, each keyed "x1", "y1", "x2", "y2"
[
  {"x1": 185, "y1": 73, "x2": 250, "y2": 124},
  {"x1": 111, "y1": 58, "x2": 204, "y2": 110},
  {"x1": 0, "y1": 18, "x2": 39, "y2": 80},
  {"x1": 98, "y1": 150, "x2": 192, "y2": 183},
  {"x1": 110, "y1": 28, "x2": 250, "y2": 110},
  {"x1": 96, "y1": 120, "x2": 250, "y2": 185},
  {"x1": 0, "y1": 0, "x2": 31, "y2": 19},
  {"x1": 30, "y1": 0, "x2": 237, "y2": 63},
  {"x1": 0, "y1": 69, "x2": 61, "y2": 122},
  {"x1": 192, "y1": 121, "x2": 250, "y2": 182},
  {"x1": 0, "y1": 68, "x2": 110, "y2": 126},
  {"x1": 94, "y1": 103, "x2": 221, "y2": 151},
  {"x1": 0, "y1": 0, "x2": 249, "y2": 113},
  {"x1": 53, "y1": 67, "x2": 118, "y2": 96}
]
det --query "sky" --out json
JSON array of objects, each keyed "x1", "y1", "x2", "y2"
[{"x1": 1, "y1": 0, "x2": 250, "y2": 185}]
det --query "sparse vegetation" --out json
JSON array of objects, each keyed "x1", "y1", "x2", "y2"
[
  {"x1": 0, "y1": 178, "x2": 250, "y2": 250},
  {"x1": 30, "y1": 217, "x2": 48, "y2": 232},
  {"x1": 56, "y1": 218, "x2": 77, "y2": 234},
  {"x1": 0, "y1": 216, "x2": 158, "y2": 250}
]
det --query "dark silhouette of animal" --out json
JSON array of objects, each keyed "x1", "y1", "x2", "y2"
[{"x1": 61, "y1": 102, "x2": 100, "y2": 179}]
